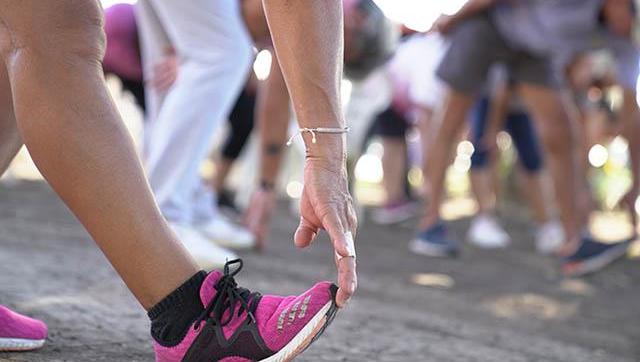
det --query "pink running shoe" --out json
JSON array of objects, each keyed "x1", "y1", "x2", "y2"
[
  {"x1": 154, "y1": 259, "x2": 339, "y2": 362},
  {"x1": 0, "y1": 305, "x2": 48, "y2": 352}
]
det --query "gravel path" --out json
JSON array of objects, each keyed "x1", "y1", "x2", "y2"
[{"x1": 1, "y1": 181, "x2": 639, "y2": 362}]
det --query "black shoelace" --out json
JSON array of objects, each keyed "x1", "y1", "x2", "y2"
[{"x1": 194, "y1": 259, "x2": 261, "y2": 331}]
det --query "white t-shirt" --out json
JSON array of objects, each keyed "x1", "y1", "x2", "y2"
[{"x1": 386, "y1": 33, "x2": 449, "y2": 112}]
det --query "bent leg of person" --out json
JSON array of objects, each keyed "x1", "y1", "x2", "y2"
[
  {"x1": 142, "y1": 0, "x2": 253, "y2": 225},
  {"x1": 412, "y1": 14, "x2": 509, "y2": 257},
  {"x1": 518, "y1": 84, "x2": 579, "y2": 251},
  {"x1": 0, "y1": 0, "x2": 198, "y2": 309},
  {"x1": 419, "y1": 14, "x2": 507, "y2": 230},
  {"x1": 466, "y1": 98, "x2": 511, "y2": 249}
]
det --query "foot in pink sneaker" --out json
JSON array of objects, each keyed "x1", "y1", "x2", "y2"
[
  {"x1": 0, "y1": 305, "x2": 48, "y2": 352},
  {"x1": 154, "y1": 259, "x2": 339, "y2": 362}
]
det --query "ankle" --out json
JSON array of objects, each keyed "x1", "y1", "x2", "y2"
[
  {"x1": 149, "y1": 271, "x2": 207, "y2": 347},
  {"x1": 419, "y1": 213, "x2": 439, "y2": 230}
]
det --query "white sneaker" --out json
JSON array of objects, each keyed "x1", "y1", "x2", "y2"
[
  {"x1": 535, "y1": 220, "x2": 565, "y2": 255},
  {"x1": 171, "y1": 223, "x2": 237, "y2": 270},
  {"x1": 195, "y1": 216, "x2": 256, "y2": 250},
  {"x1": 467, "y1": 214, "x2": 510, "y2": 249}
]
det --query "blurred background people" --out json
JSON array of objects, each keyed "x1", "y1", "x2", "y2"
[
  {"x1": 370, "y1": 32, "x2": 448, "y2": 225},
  {"x1": 136, "y1": 0, "x2": 255, "y2": 269},
  {"x1": 465, "y1": 65, "x2": 564, "y2": 253},
  {"x1": 414, "y1": 0, "x2": 639, "y2": 278}
]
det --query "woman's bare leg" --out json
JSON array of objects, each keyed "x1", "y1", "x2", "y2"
[
  {"x1": 469, "y1": 169, "x2": 497, "y2": 215},
  {"x1": 0, "y1": 0, "x2": 198, "y2": 309},
  {"x1": 518, "y1": 170, "x2": 550, "y2": 224}
]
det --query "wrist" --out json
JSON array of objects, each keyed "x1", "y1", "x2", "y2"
[{"x1": 303, "y1": 133, "x2": 347, "y2": 169}]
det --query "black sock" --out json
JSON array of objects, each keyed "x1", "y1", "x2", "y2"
[{"x1": 148, "y1": 271, "x2": 207, "y2": 347}]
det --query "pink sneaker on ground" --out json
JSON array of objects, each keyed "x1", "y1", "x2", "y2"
[
  {"x1": 0, "y1": 305, "x2": 48, "y2": 352},
  {"x1": 154, "y1": 259, "x2": 339, "y2": 362}
]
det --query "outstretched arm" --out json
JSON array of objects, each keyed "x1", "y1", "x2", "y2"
[
  {"x1": 262, "y1": 0, "x2": 357, "y2": 307},
  {"x1": 244, "y1": 50, "x2": 290, "y2": 246}
]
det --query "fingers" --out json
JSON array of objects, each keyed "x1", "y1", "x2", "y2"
[
  {"x1": 148, "y1": 56, "x2": 178, "y2": 91},
  {"x1": 335, "y1": 253, "x2": 357, "y2": 308},
  {"x1": 294, "y1": 217, "x2": 318, "y2": 248},
  {"x1": 322, "y1": 204, "x2": 357, "y2": 308},
  {"x1": 151, "y1": 66, "x2": 176, "y2": 91},
  {"x1": 346, "y1": 200, "x2": 358, "y2": 236},
  {"x1": 322, "y1": 211, "x2": 351, "y2": 257}
]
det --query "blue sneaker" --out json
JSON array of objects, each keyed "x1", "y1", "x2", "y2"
[
  {"x1": 409, "y1": 222, "x2": 459, "y2": 257},
  {"x1": 562, "y1": 235, "x2": 631, "y2": 277}
]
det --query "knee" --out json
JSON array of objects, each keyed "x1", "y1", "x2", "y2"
[{"x1": 0, "y1": 1, "x2": 105, "y2": 66}]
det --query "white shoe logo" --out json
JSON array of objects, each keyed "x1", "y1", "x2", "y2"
[{"x1": 277, "y1": 296, "x2": 312, "y2": 331}]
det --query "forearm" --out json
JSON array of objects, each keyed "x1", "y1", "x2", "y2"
[
  {"x1": 257, "y1": 53, "x2": 291, "y2": 188},
  {"x1": 262, "y1": 0, "x2": 345, "y2": 165}
]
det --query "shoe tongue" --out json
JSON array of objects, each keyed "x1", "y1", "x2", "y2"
[{"x1": 199, "y1": 270, "x2": 224, "y2": 306}]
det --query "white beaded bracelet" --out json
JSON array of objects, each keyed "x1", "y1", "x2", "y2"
[{"x1": 286, "y1": 127, "x2": 350, "y2": 146}]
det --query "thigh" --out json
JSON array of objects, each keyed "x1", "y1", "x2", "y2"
[
  {"x1": 517, "y1": 83, "x2": 574, "y2": 153},
  {"x1": 509, "y1": 52, "x2": 559, "y2": 90}
]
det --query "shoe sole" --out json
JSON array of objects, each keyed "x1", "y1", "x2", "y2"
[
  {"x1": 467, "y1": 234, "x2": 509, "y2": 249},
  {"x1": 370, "y1": 205, "x2": 419, "y2": 226},
  {"x1": 563, "y1": 242, "x2": 630, "y2": 277},
  {"x1": 370, "y1": 212, "x2": 415, "y2": 226},
  {"x1": 198, "y1": 232, "x2": 256, "y2": 251},
  {"x1": 409, "y1": 239, "x2": 458, "y2": 258},
  {"x1": 0, "y1": 337, "x2": 45, "y2": 352},
  {"x1": 261, "y1": 285, "x2": 339, "y2": 362}
]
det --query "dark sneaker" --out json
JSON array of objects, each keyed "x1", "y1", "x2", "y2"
[
  {"x1": 409, "y1": 222, "x2": 459, "y2": 257},
  {"x1": 153, "y1": 259, "x2": 339, "y2": 362},
  {"x1": 562, "y1": 236, "x2": 631, "y2": 277}
]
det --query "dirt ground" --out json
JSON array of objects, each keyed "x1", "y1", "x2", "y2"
[{"x1": 1, "y1": 181, "x2": 639, "y2": 362}]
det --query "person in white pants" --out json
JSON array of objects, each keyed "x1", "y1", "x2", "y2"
[{"x1": 136, "y1": 0, "x2": 256, "y2": 269}]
